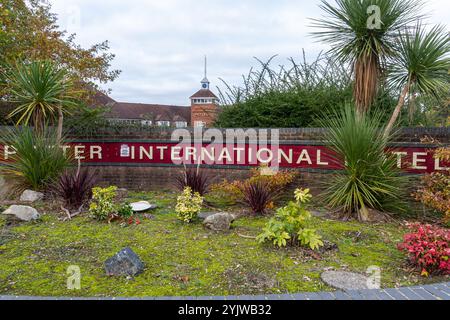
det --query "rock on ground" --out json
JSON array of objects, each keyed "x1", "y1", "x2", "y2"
[
  {"x1": 2, "y1": 205, "x2": 41, "y2": 222},
  {"x1": 20, "y1": 190, "x2": 44, "y2": 203},
  {"x1": 104, "y1": 247, "x2": 145, "y2": 277},
  {"x1": 203, "y1": 213, "x2": 236, "y2": 232},
  {"x1": 321, "y1": 271, "x2": 370, "y2": 291},
  {"x1": 198, "y1": 212, "x2": 216, "y2": 220}
]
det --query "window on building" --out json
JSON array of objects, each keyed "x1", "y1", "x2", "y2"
[
  {"x1": 157, "y1": 121, "x2": 171, "y2": 127},
  {"x1": 195, "y1": 121, "x2": 206, "y2": 128},
  {"x1": 175, "y1": 121, "x2": 188, "y2": 128},
  {"x1": 141, "y1": 120, "x2": 153, "y2": 126}
]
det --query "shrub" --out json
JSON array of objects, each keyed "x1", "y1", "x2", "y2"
[
  {"x1": 117, "y1": 203, "x2": 133, "y2": 219},
  {"x1": 0, "y1": 127, "x2": 71, "y2": 191},
  {"x1": 53, "y1": 166, "x2": 97, "y2": 211},
  {"x1": 257, "y1": 189, "x2": 323, "y2": 250},
  {"x1": 398, "y1": 223, "x2": 450, "y2": 276},
  {"x1": 116, "y1": 203, "x2": 141, "y2": 225},
  {"x1": 89, "y1": 186, "x2": 118, "y2": 221},
  {"x1": 175, "y1": 187, "x2": 204, "y2": 223},
  {"x1": 215, "y1": 53, "x2": 399, "y2": 128},
  {"x1": 175, "y1": 165, "x2": 210, "y2": 196},
  {"x1": 318, "y1": 104, "x2": 408, "y2": 221},
  {"x1": 414, "y1": 148, "x2": 449, "y2": 224},
  {"x1": 212, "y1": 166, "x2": 297, "y2": 211},
  {"x1": 89, "y1": 186, "x2": 138, "y2": 223},
  {"x1": 239, "y1": 179, "x2": 279, "y2": 215}
]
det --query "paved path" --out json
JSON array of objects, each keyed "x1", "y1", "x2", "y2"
[{"x1": 0, "y1": 282, "x2": 449, "y2": 300}]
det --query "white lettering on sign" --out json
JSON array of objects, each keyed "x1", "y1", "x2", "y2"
[
  {"x1": 90, "y1": 146, "x2": 102, "y2": 160},
  {"x1": 412, "y1": 152, "x2": 428, "y2": 170},
  {"x1": 74, "y1": 145, "x2": 86, "y2": 160}
]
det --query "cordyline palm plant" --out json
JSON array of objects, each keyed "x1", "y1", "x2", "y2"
[
  {"x1": 6, "y1": 60, "x2": 79, "y2": 141},
  {"x1": 318, "y1": 104, "x2": 408, "y2": 222},
  {"x1": 384, "y1": 24, "x2": 450, "y2": 136},
  {"x1": 52, "y1": 163, "x2": 97, "y2": 220},
  {"x1": 0, "y1": 127, "x2": 72, "y2": 191},
  {"x1": 175, "y1": 164, "x2": 211, "y2": 196},
  {"x1": 311, "y1": 0, "x2": 424, "y2": 113}
]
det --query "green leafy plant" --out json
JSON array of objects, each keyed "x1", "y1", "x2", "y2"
[
  {"x1": 175, "y1": 187, "x2": 204, "y2": 223},
  {"x1": 311, "y1": 0, "x2": 424, "y2": 112},
  {"x1": 216, "y1": 53, "x2": 355, "y2": 128},
  {"x1": 6, "y1": 60, "x2": 80, "y2": 140},
  {"x1": 257, "y1": 189, "x2": 323, "y2": 250},
  {"x1": 89, "y1": 186, "x2": 118, "y2": 221},
  {"x1": 318, "y1": 104, "x2": 408, "y2": 221},
  {"x1": 384, "y1": 24, "x2": 450, "y2": 135},
  {"x1": 0, "y1": 126, "x2": 71, "y2": 191},
  {"x1": 117, "y1": 203, "x2": 133, "y2": 219}
]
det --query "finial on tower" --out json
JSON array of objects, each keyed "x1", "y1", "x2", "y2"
[{"x1": 201, "y1": 55, "x2": 210, "y2": 89}]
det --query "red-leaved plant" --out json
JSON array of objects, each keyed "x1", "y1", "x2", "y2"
[{"x1": 398, "y1": 223, "x2": 450, "y2": 277}]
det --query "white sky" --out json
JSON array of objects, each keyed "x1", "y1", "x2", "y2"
[{"x1": 50, "y1": 0, "x2": 450, "y2": 106}]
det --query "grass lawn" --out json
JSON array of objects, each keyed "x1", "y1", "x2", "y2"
[{"x1": 0, "y1": 190, "x2": 447, "y2": 297}]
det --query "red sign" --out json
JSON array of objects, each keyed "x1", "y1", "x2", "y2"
[{"x1": 1, "y1": 141, "x2": 448, "y2": 174}]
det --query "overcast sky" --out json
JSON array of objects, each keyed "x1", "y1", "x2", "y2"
[{"x1": 50, "y1": 0, "x2": 450, "y2": 106}]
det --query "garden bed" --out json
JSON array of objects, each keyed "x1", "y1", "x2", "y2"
[{"x1": 0, "y1": 191, "x2": 447, "y2": 297}]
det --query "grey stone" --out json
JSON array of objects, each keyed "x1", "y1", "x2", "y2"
[
  {"x1": 2, "y1": 205, "x2": 41, "y2": 221},
  {"x1": 104, "y1": 247, "x2": 144, "y2": 277},
  {"x1": 19, "y1": 190, "x2": 44, "y2": 203},
  {"x1": 321, "y1": 271, "x2": 370, "y2": 291},
  {"x1": 203, "y1": 213, "x2": 236, "y2": 231},
  {"x1": 198, "y1": 212, "x2": 217, "y2": 220}
]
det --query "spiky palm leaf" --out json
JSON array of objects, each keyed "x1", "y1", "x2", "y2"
[
  {"x1": 311, "y1": 0, "x2": 424, "y2": 112},
  {"x1": 385, "y1": 24, "x2": 450, "y2": 135},
  {"x1": 318, "y1": 104, "x2": 408, "y2": 221},
  {"x1": 389, "y1": 24, "x2": 450, "y2": 96},
  {"x1": 6, "y1": 60, "x2": 79, "y2": 132},
  {"x1": 0, "y1": 127, "x2": 72, "y2": 191}
]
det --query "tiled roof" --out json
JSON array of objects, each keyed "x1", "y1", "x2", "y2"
[
  {"x1": 107, "y1": 102, "x2": 191, "y2": 123},
  {"x1": 90, "y1": 90, "x2": 116, "y2": 107},
  {"x1": 190, "y1": 89, "x2": 218, "y2": 99}
]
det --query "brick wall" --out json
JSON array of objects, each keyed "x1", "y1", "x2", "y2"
[
  {"x1": 1, "y1": 126, "x2": 447, "y2": 192},
  {"x1": 68, "y1": 126, "x2": 448, "y2": 191},
  {"x1": 191, "y1": 104, "x2": 219, "y2": 127}
]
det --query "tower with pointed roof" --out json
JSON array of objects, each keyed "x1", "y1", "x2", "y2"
[{"x1": 190, "y1": 57, "x2": 219, "y2": 128}]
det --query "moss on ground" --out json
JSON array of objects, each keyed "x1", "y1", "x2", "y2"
[{"x1": 0, "y1": 191, "x2": 447, "y2": 297}]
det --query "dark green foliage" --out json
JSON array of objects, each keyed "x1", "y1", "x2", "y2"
[
  {"x1": 0, "y1": 127, "x2": 72, "y2": 191},
  {"x1": 215, "y1": 53, "x2": 398, "y2": 128},
  {"x1": 64, "y1": 104, "x2": 110, "y2": 135},
  {"x1": 318, "y1": 105, "x2": 408, "y2": 221}
]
